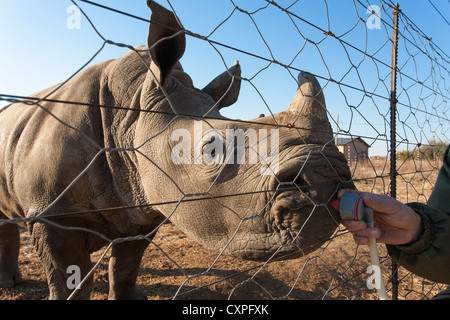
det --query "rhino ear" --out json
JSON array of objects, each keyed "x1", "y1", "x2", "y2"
[
  {"x1": 147, "y1": 1, "x2": 186, "y2": 88},
  {"x1": 202, "y1": 61, "x2": 241, "y2": 109}
]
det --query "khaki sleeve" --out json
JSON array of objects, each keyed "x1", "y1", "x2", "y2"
[
  {"x1": 386, "y1": 146, "x2": 450, "y2": 284},
  {"x1": 386, "y1": 202, "x2": 450, "y2": 284}
]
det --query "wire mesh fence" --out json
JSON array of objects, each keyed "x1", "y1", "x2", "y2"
[{"x1": 0, "y1": 0, "x2": 448, "y2": 300}]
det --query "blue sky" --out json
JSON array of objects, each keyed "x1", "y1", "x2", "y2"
[{"x1": 0, "y1": 0, "x2": 448, "y2": 156}]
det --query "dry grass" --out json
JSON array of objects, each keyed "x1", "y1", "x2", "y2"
[{"x1": 350, "y1": 157, "x2": 440, "y2": 203}]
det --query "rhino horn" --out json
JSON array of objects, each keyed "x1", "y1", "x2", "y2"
[
  {"x1": 285, "y1": 72, "x2": 333, "y2": 143},
  {"x1": 288, "y1": 72, "x2": 327, "y2": 123},
  {"x1": 254, "y1": 72, "x2": 334, "y2": 143},
  {"x1": 147, "y1": 0, "x2": 186, "y2": 88},
  {"x1": 202, "y1": 60, "x2": 242, "y2": 109}
]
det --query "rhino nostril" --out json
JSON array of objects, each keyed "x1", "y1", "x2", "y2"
[
  {"x1": 275, "y1": 175, "x2": 308, "y2": 193},
  {"x1": 294, "y1": 175, "x2": 308, "y2": 187}
]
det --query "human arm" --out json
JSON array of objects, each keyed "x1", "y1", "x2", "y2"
[{"x1": 338, "y1": 145, "x2": 450, "y2": 284}]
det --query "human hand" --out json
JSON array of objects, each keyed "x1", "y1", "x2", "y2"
[{"x1": 337, "y1": 189, "x2": 422, "y2": 246}]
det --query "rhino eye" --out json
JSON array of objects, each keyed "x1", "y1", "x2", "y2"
[
  {"x1": 210, "y1": 142, "x2": 216, "y2": 158},
  {"x1": 202, "y1": 135, "x2": 226, "y2": 165}
]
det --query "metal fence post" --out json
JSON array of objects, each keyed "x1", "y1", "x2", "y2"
[{"x1": 389, "y1": 2, "x2": 400, "y2": 301}]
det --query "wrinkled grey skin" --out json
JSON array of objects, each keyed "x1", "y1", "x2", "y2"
[{"x1": 0, "y1": 1, "x2": 353, "y2": 299}]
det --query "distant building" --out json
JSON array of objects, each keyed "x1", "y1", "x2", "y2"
[{"x1": 336, "y1": 137, "x2": 369, "y2": 164}]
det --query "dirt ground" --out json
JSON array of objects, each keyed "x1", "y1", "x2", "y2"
[{"x1": 0, "y1": 160, "x2": 446, "y2": 300}]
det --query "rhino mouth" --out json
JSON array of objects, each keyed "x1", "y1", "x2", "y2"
[
  {"x1": 268, "y1": 173, "x2": 341, "y2": 256},
  {"x1": 268, "y1": 150, "x2": 352, "y2": 238},
  {"x1": 270, "y1": 174, "x2": 316, "y2": 234},
  {"x1": 271, "y1": 189, "x2": 314, "y2": 230}
]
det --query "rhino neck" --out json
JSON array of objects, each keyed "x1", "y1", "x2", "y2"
[{"x1": 99, "y1": 77, "x2": 160, "y2": 226}]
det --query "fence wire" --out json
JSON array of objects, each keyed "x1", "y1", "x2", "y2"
[{"x1": 0, "y1": 0, "x2": 448, "y2": 300}]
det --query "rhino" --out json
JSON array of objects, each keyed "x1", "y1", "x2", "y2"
[{"x1": 0, "y1": 1, "x2": 352, "y2": 299}]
